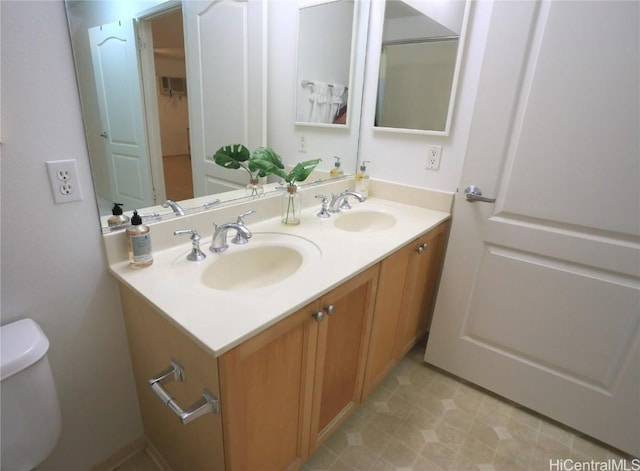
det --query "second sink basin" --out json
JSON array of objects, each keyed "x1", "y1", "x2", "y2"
[
  {"x1": 333, "y1": 210, "x2": 397, "y2": 233},
  {"x1": 170, "y1": 232, "x2": 322, "y2": 292}
]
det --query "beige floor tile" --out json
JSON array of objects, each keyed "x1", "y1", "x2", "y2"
[
  {"x1": 419, "y1": 442, "x2": 457, "y2": 470},
  {"x1": 457, "y1": 436, "x2": 495, "y2": 464},
  {"x1": 435, "y1": 421, "x2": 468, "y2": 453},
  {"x1": 380, "y1": 439, "x2": 417, "y2": 468},
  {"x1": 339, "y1": 445, "x2": 378, "y2": 470},
  {"x1": 306, "y1": 444, "x2": 339, "y2": 471}
]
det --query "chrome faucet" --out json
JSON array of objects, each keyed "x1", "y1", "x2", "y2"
[
  {"x1": 329, "y1": 190, "x2": 366, "y2": 213},
  {"x1": 231, "y1": 210, "x2": 255, "y2": 245},
  {"x1": 161, "y1": 199, "x2": 185, "y2": 216},
  {"x1": 210, "y1": 221, "x2": 253, "y2": 253}
]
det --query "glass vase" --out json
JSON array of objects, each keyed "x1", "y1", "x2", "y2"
[
  {"x1": 246, "y1": 177, "x2": 264, "y2": 198},
  {"x1": 281, "y1": 185, "x2": 301, "y2": 225}
]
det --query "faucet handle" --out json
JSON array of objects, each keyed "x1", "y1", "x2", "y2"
[
  {"x1": 236, "y1": 209, "x2": 256, "y2": 225},
  {"x1": 315, "y1": 194, "x2": 331, "y2": 219},
  {"x1": 174, "y1": 229, "x2": 206, "y2": 261},
  {"x1": 203, "y1": 199, "x2": 221, "y2": 209}
]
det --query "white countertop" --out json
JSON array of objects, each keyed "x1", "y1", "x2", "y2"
[{"x1": 106, "y1": 180, "x2": 452, "y2": 357}]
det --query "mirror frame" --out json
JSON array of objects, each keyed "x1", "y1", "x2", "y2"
[
  {"x1": 371, "y1": 0, "x2": 471, "y2": 136},
  {"x1": 294, "y1": 0, "x2": 358, "y2": 128}
]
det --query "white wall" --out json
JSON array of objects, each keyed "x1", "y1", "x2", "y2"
[{"x1": 0, "y1": 2, "x2": 143, "y2": 469}]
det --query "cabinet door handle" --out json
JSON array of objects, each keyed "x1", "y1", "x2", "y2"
[
  {"x1": 313, "y1": 311, "x2": 325, "y2": 322},
  {"x1": 148, "y1": 360, "x2": 220, "y2": 424},
  {"x1": 416, "y1": 243, "x2": 428, "y2": 254},
  {"x1": 324, "y1": 304, "x2": 335, "y2": 315}
]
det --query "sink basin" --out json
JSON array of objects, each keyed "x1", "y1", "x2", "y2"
[
  {"x1": 202, "y1": 245, "x2": 303, "y2": 291},
  {"x1": 333, "y1": 210, "x2": 397, "y2": 233},
  {"x1": 170, "y1": 232, "x2": 321, "y2": 291}
]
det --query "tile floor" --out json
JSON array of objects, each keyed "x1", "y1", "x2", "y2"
[{"x1": 116, "y1": 340, "x2": 634, "y2": 471}]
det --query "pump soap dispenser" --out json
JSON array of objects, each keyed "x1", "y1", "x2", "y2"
[
  {"x1": 107, "y1": 203, "x2": 129, "y2": 228},
  {"x1": 126, "y1": 210, "x2": 153, "y2": 268},
  {"x1": 355, "y1": 161, "x2": 371, "y2": 197},
  {"x1": 330, "y1": 156, "x2": 344, "y2": 177}
]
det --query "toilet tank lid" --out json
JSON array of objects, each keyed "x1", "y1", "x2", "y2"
[{"x1": 1, "y1": 318, "x2": 50, "y2": 381}]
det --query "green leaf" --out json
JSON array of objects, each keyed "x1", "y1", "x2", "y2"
[
  {"x1": 249, "y1": 147, "x2": 285, "y2": 177},
  {"x1": 213, "y1": 144, "x2": 250, "y2": 170},
  {"x1": 251, "y1": 147, "x2": 284, "y2": 169},
  {"x1": 286, "y1": 159, "x2": 321, "y2": 184},
  {"x1": 249, "y1": 159, "x2": 286, "y2": 178}
]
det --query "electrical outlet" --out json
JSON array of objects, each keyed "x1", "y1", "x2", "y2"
[
  {"x1": 46, "y1": 159, "x2": 83, "y2": 204},
  {"x1": 298, "y1": 134, "x2": 307, "y2": 153},
  {"x1": 426, "y1": 145, "x2": 442, "y2": 170}
]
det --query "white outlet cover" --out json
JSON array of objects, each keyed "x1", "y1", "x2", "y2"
[{"x1": 46, "y1": 159, "x2": 82, "y2": 204}]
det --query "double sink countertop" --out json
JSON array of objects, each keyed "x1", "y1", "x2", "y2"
[{"x1": 104, "y1": 179, "x2": 453, "y2": 357}]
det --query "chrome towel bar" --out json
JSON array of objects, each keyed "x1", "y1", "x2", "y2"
[{"x1": 148, "y1": 360, "x2": 220, "y2": 425}]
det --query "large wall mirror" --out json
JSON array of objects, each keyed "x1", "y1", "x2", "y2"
[
  {"x1": 374, "y1": 0, "x2": 470, "y2": 135},
  {"x1": 295, "y1": 0, "x2": 355, "y2": 126},
  {"x1": 64, "y1": 0, "x2": 368, "y2": 231}
]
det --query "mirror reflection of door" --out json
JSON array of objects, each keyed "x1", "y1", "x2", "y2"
[
  {"x1": 144, "y1": 8, "x2": 193, "y2": 202},
  {"x1": 89, "y1": 19, "x2": 155, "y2": 211}
]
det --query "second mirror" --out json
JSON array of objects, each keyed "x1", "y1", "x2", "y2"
[{"x1": 295, "y1": 0, "x2": 356, "y2": 126}]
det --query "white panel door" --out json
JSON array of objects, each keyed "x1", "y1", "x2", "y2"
[
  {"x1": 184, "y1": 0, "x2": 265, "y2": 197},
  {"x1": 425, "y1": 1, "x2": 640, "y2": 456},
  {"x1": 89, "y1": 20, "x2": 154, "y2": 211}
]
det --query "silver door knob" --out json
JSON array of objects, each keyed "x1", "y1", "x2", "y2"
[{"x1": 464, "y1": 186, "x2": 496, "y2": 203}]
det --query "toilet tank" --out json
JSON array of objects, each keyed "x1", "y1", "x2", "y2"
[{"x1": 1, "y1": 319, "x2": 62, "y2": 471}]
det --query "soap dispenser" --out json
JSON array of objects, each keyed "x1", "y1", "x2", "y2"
[
  {"x1": 107, "y1": 203, "x2": 129, "y2": 227},
  {"x1": 125, "y1": 210, "x2": 153, "y2": 268},
  {"x1": 355, "y1": 161, "x2": 371, "y2": 197},
  {"x1": 330, "y1": 156, "x2": 343, "y2": 177}
]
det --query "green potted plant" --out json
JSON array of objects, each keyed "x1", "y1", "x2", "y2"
[
  {"x1": 213, "y1": 144, "x2": 320, "y2": 224},
  {"x1": 271, "y1": 159, "x2": 321, "y2": 225},
  {"x1": 213, "y1": 144, "x2": 285, "y2": 197}
]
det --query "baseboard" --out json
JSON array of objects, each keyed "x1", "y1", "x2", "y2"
[
  {"x1": 90, "y1": 436, "x2": 173, "y2": 471},
  {"x1": 91, "y1": 437, "x2": 147, "y2": 471},
  {"x1": 145, "y1": 439, "x2": 174, "y2": 471}
]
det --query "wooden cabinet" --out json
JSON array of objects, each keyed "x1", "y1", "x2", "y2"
[
  {"x1": 363, "y1": 220, "x2": 450, "y2": 397},
  {"x1": 119, "y1": 222, "x2": 447, "y2": 471},
  {"x1": 394, "y1": 220, "x2": 450, "y2": 358},
  {"x1": 119, "y1": 283, "x2": 225, "y2": 471}
]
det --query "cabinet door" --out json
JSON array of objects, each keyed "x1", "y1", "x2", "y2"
[
  {"x1": 309, "y1": 266, "x2": 380, "y2": 451},
  {"x1": 361, "y1": 243, "x2": 413, "y2": 397},
  {"x1": 395, "y1": 220, "x2": 451, "y2": 358},
  {"x1": 219, "y1": 301, "x2": 319, "y2": 471}
]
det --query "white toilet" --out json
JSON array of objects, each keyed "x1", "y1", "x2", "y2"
[{"x1": 1, "y1": 318, "x2": 62, "y2": 471}]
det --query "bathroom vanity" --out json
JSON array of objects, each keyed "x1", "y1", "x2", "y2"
[{"x1": 106, "y1": 179, "x2": 452, "y2": 471}]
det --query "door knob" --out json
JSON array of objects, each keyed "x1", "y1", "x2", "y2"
[{"x1": 464, "y1": 186, "x2": 496, "y2": 203}]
